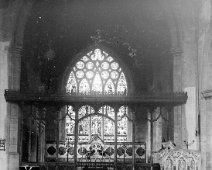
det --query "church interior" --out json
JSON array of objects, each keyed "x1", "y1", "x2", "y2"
[{"x1": 0, "y1": 0, "x2": 212, "y2": 169}]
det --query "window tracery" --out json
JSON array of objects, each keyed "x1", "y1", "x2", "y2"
[{"x1": 66, "y1": 48, "x2": 127, "y2": 95}]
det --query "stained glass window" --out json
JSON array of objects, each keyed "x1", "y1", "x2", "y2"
[
  {"x1": 66, "y1": 48, "x2": 127, "y2": 95},
  {"x1": 65, "y1": 48, "x2": 129, "y2": 143},
  {"x1": 117, "y1": 106, "x2": 128, "y2": 142},
  {"x1": 65, "y1": 106, "x2": 75, "y2": 142}
]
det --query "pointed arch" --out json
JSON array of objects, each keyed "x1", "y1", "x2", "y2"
[
  {"x1": 98, "y1": 105, "x2": 115, "y2": 119},
  {"x1": 66, "y1": 71, "x2": 77, "y2": 93},
  {"x1": 104, "y1": 79, "x2": 115, "y2": 94},
  {"x1": 78, "y1": 105, "x2": 95, "y2": 119},
  {"x1": 117, "y1": 72, "x2": 127, "y2": 94},
  {"x1": 79, "y1": 79, "x2": 90, "y2": 94},
  {"x1": 66, "y1": 48, "x2": 128, "y2": 95},
  {"x1": 92, "y1": 72, "x2": 102, "y2": 93}
]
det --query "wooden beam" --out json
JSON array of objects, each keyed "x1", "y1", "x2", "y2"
[{"x1": 4, "y1": 90, "x2": 187, "y2": 106}]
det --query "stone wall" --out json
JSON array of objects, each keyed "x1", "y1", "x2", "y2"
[
  {"x1": 198, "y1": 0, "x2": 212, "y2": 169},
  {"x1": 167, "y1": 0, "x2": 212, "y2": 169}
]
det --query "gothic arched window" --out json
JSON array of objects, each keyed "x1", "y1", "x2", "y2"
[
  {"x1": 65, "y1": 48, "x2": 129, "y2": 143},
  {"x1": 66, "y1": 48, "x2": 127, "y2": 95}
]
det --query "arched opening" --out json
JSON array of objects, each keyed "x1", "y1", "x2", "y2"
[{"x1": 66, "y1": 48, "x2": 128, "y2": 95}]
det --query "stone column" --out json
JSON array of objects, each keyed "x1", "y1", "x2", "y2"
[
  {"x1": 172, "y1": 48, "x2": 184, "y2": 148},
  {"x1": 172, "y1": 42, "x2": 199, "y2": 150},
  {"x1": 152, "y1": 107, "x2": 162, "y2": 154},
  {"x1": 200, "y1": 94, "x2": 212, "y2": 170},
  {"x1": 7, "y1": 46, "x2": 22, "y2": 170},
  {"x1": 0, "y1": 41, "x2": 10, "y2": 170}
]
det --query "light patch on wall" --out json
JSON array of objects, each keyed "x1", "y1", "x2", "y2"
[{"x1": 184, "y1": 86, "x2": 197, "y2": 150}]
